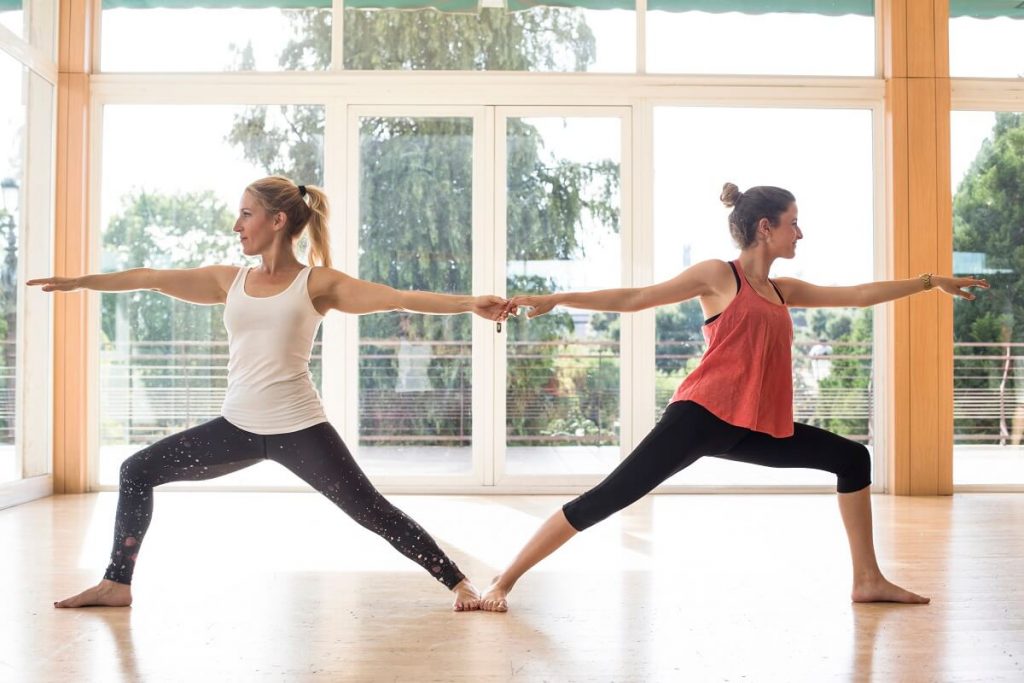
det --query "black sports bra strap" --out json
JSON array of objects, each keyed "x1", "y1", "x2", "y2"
[
  {"x1": 769, "y1": 279, "x2": 786, "y2": 305},
  {"x1": 728, "y1": 261, "x2": 741, "y2": 293}
]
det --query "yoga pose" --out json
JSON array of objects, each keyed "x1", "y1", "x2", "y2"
[
  {"x1": 481, "y1": 182, "x2": 989, "y2": 612},
  {"x1": 30, "y1": 177, "x2": 510, "y2": 611}
]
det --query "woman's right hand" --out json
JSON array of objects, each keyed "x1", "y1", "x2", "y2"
[
  {"x1": 509, "y1": 294, "x2": 559, "y2": 319},
  {"x1": 26, "y1": 276, "x2": 80, "y2": 292}
]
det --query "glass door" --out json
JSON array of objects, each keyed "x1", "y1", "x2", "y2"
[
  {"x1": 346, "y1": 107, "x2": 488, "y2": 485},
  {"x1": 494, "y1": 108, "x2": 630, "y2": 484}
]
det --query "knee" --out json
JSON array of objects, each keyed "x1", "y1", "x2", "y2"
[
  {"x1": 837, "y1": 442, "x2": 872, "y2": 493},
  {"x1": 118, "y1": 452, "x2": 152, "y2": 489}
]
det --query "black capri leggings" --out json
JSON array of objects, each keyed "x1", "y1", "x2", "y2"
[
  {"x1": 104, "y1": 418, "x2": 465, "y2": 589},
  {"x1": 563, "y1": 400, "x2": 872, "y2": 531}
]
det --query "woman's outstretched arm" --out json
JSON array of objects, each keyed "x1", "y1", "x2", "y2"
[
  {"x1": 311, "y1": 267, "x2": 510, "y2": 321},
  {"x1": 774, "y1": 274, "x2": 990, "y2": 309},
  {"x1": 509, "y1": 259, "x2": 728, "y2": 318},
  {"x1": 26, "y1": 266, "x2": 238, "y2": 305}
]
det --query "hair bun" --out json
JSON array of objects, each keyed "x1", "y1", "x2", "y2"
[{"x1": 720, "y1": 182, "x2": 743, "y2": 208}]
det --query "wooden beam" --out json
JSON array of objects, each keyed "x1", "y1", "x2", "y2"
[
  {"x1": 883, "y1": 0, "x2": 952, "y2": 494},
  {"x1": 53, "y1": 0, "x2": 93, "y2": 493}
]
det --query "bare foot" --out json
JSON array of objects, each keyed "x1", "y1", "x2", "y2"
[
  {"x1": 54, "y1": 579, "x2": 132, "y2": 608},
  {"x1": 480, "y1": 576, "x2": 509, "y2": 613},
  {"x1": 852, "y1": 575, "x2": 930, "y2": 604},
  {"x1": 452, "y1": 579, "x2": 481, "y2": 612}
]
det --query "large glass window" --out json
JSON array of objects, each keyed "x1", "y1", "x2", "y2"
[
  {"x1": 504, "y1": 115, "x2": 622, "y2": 477},
  {"x1": 0, "y1": 51, "x2": 25, "y2": 484},
  {"x1": 343, "y1": 1, "x2": 633, "y2": 72},
  {"x1": 356, "y1": 115, "x2": 475, "y2": 477},
  {"x1": 949, "y1": 5, "x2": 1024, "y2": 78},
  {"x1": 653, "y1": 106, "x2": 875, "y2": 486},
  {"x1": 100, "y1": 1, "x2": 331, "y2": 72},
  {"x1": 951, "y1": 111, "x2": 1024, "y2": 486},
  {"x1": 97, "y1": 104, "x2": 325, "y2": 488},
  {"x1": 647, "y1": 2, "x2": 875, "y2": 76}
]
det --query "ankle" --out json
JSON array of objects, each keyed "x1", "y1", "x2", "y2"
[
  {"x1": 853, "y1": 569, "x2": 884, "y2": 584},
  {"x1": 491, "y1": 575, "x2": 515, "y2": 592}
]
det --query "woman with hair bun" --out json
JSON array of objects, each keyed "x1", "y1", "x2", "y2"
[
  {"x1": 479, "y1": 182, "x2": 989, "y2": 612},
  {"x1": 30, "y1": 176, "x2": 510, "y2": 611}
]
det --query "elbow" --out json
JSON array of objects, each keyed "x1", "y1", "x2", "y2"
[{"x1": 623, "y1": 291, "x2": 646, "y2": 313}]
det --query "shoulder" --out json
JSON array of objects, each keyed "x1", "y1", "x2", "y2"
[
  {"x1": 692, "y1": 259, "x2": 738, "y2": 295},
  {"x1": 771, "y1": 276, "x2": 810, "y2": 299},
  {"x1": 307, "y1": 265, "x2": 352, "y2": 297},
  {"x1": 206, "y1": 265, "x2": 243, "y2": 289}
]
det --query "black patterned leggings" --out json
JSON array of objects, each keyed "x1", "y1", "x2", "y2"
[
  {"x1": 563, "y1": 400, "x2": 872, "y2": 531},
  {"x1": 104, "y1": 417, "x2": 465, "y2": 589}
]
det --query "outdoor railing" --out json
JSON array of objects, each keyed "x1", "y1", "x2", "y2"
[{"x1": 0, "y1": 338, "x2": 1000, "y2": 449}]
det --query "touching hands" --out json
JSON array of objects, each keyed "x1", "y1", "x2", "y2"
[
  {"x1": 473, "y1": 295, "x2": 516, "y2": 322},
  {"x1": 507, "y1": 294, "x2": 558, "y2": 319},
  {"x1": 936, "y1": 276, "x2": 989, "y2": 301}
]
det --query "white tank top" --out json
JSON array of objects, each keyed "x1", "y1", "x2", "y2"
[{"x1": 220, "y1": 266, "x2": 327, "y2": 434}]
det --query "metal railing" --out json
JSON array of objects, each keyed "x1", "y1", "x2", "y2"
[{"x1": 0, "y1": 338, "x2": 1002, "y2": 449}]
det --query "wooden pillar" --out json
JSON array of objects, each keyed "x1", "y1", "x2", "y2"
[
  {"x1": 883, "y1": 0, "x2": 953, "y2": 495},
  {"x1": 53, "y1": 0, "x2": 92, "y2": 493}
]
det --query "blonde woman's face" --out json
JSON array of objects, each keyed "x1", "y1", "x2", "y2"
[{"x1": 234, "y1": 191, "x2": 284, "y2": 256}]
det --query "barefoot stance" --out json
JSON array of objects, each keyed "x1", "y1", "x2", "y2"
[
  {"x1": 452, "y1": 579, "x2": 481, "y2": 612},
  {"x1": 480, "y1": 577, "x2": 509, "y2": 613},
  {"x1": 54, "y1": 579, "x2": 132, "y2": 608},
  {"x1": 852, "y1": 576, "x2": 929, "y2": 604}
]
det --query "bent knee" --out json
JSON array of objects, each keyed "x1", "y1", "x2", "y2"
[{"x1": 837, "y1": 442, "x2": 872, "y2": 493}]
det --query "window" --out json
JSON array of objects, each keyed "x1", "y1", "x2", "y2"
[
  {"x1": 0, "y1": 50, "x2": 25, "y2": 484},
  {"x1": 343, "y1": 0, "x2": 633, "y2": 72},
  {"x1": 646, "y1": 1, "x2": 875, "y2": 76},
  {"x1": 949, "y1": 4, "x2": 1024, "y2": 78},
  {"x1": 951, "y1": 111, "x2": 1024, "y2": 486},
  {"x1": 100, "y1": 0, "x2": 331, "y2": 71},
  {"x1": 356, "y1": 115, "x2": 475, "y2": 476},
  {"x1": 503, "y1": 114, "x2": 623, "y2": 477}
]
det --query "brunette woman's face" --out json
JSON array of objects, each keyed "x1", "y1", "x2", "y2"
[
  {"x1": 234, "y1": 191, "x2": 284, "y2": 256},
  {"x1": 768, "y1": 202, "x2": 802, "y2": 259}
]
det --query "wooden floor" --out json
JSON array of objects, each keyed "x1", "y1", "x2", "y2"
[{"x1": 2, "y1": 492, "x2": 1022, "y2": 682}]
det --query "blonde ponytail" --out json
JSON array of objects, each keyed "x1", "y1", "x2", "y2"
[{"x1": 301, "y1": 185, "x2": 332, "y2": 268}]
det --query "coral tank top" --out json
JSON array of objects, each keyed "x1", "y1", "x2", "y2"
[{"x1": 671, "y1": 259, "x2": 794, "y2": 438}]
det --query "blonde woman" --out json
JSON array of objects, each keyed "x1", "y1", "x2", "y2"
[{"x1": 31, "y1": 177, "x2": 509, "y2": 611}]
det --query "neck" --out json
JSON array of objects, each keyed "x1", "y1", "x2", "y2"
[
  {"x1": 258, "y1": 246, "x2": 302, "y2": 274},
  {"x1": 738, "y1": 248, "x2": 776, "y2": 284}
]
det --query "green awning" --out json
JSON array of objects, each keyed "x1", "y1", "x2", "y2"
[{"x1": 0, "y1": 0, "x2": 1019, "y2": 19}]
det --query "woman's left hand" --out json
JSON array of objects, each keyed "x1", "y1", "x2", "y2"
[
  {"x1": 936, "y1": 275, "x2": 990, "y2": 301},
  {"x1": 472, "y1": 295, "x2": 514, "y2": 321}
]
